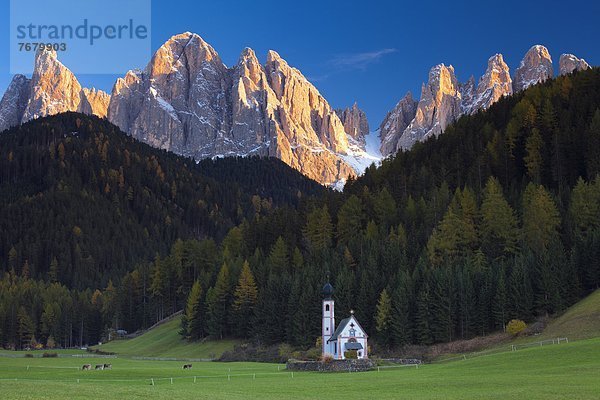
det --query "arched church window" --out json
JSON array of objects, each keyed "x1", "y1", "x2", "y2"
[{"x1": 325, "y1": 304, "x2": 330, "y2": 311}]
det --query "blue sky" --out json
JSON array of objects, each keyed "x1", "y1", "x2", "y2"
[{"x1": 1, "y1": 0, "x2": 599, "y2": 127}]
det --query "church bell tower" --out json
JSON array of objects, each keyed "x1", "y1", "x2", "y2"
[{"x1": 322, "y1": 283, "x2": 335, "y2": 357}]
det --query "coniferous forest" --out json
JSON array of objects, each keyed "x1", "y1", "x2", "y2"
[{"x1": 1, "y1": 68, "x2": 600, "y2": 352}]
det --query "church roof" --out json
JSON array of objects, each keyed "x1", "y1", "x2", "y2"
[
  {"x1": 327, "y1": 315, "x2": 369, "y2": 342},
  {"x1": 345, "y1": 342, "x2": 363, "y2": 350},
  {"x1": 327, "y1": 317, "x2": 351, "y2": 343}
]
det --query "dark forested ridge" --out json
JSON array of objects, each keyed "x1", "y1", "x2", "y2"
[
  {"x1": 0, "y1": 112, "x2": 326, "y2": 289},
  {"x1": 2, "y1": 69, "x2": 600, "y2": 353}
]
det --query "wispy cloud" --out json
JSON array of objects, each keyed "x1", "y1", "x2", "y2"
[{"x1": 328, "y1": 48, "x2": 397, "y2": 71}]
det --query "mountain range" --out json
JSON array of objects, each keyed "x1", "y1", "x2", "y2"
[
  {"x1": 0, "y1": 35, "x2": 592, "y2": 185},
  {"x1": 379, "y1": 46, "x2": 590, "y2": 156}
]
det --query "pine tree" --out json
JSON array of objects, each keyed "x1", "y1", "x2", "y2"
[
  {"x1": 231, "y1": 261, "x2": 258, "y2": 337},
  {"x1": 524, "y1": 128, "x2": 544, "y2": 184},
  {"x1": 303, "y1": 205, "x2": 333, "y2": 253},
  {"x1": 390, "y1": 273, "x2": 413, "y2": 346},
  {"x1": 522, "y1": 183, "x2": 560, "y2": 254},
  {"x1": 268, "y1": 237, "x2": 289, "y2": 274},
  {"x1": 181, "y1": 280, "x2": 204, "y2": 340},
  {"x1": 375, "y1": 289, "x2": 392, "y2": 346},
  {"x1": 336, "y1": 195, "x2": 365, "y2": 246},
  {"x1": 480, "y1": 177, "x2": 519, "y2": 260},
  {"x1": 415, "y1": 284, "x2": 433, "y2": 345},
  {"x1": 492, "y1": 269, "x2": 507, "y2": 331},
  {"x1": 17, "y1": 307, "x2": 34, "y2": 349},
  {"x1": 206, "y1": 263, "x2": 231, "y2": 339}
]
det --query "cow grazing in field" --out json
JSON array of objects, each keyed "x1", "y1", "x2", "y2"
[
  {"x1": 182, "y1": 364, "x2": 192, "y2": 370},
  {"x1": 95, "y1": 364, "x2": 104, "y2": 370},
  {"x1": 82, "y1": 364, "x2": 92, "y2": 370},
  {"x1": 103, "y1": 363, "x2": 112, "y2": 370}
]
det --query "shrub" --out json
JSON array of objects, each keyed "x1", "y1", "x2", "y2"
[
  {"x1": 507, "y1": 319, "x2": 527, "y2": 336},
  {"x1": 42, "y1": 352, "x2": 58, "y2": 358},
  {"x1": 344, "y1": 350, "x2": 358, "y2": 359},
  {"x1": 278, "y1": 343, "x2": 293, "y2": 360},
  {"x1": 321, "y1": 354, "x2": 333, "y2": 363},
  {"x1": 46, "y1": 336, "x2": 56, "y2": 349}
]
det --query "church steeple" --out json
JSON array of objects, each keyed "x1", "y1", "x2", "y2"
[{"x1": 322, "y1": 283, "x2": 335, "y2": 357}]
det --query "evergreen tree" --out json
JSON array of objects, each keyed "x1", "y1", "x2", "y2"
[
  {"x1": 522, "y1": 183, "x2": 561, "y2": 254},
  {"x1": 206, "y1": 263, "x2": 231, "y2": 339},
  {"x1": 480, "y1": 177, "x2": 519, "y2": 259},
  {"x1": 390, "y1": 273, "x2": 413, "y2": 346},
  {"x1": 231, "y1": 261, "x2": 258, "y2": 337},
  {"x1": 375, "y1": 289, "x2": 392, "y2": 346},
  {"x1": 181, "y1": 280, "x2": 204, "y2": 340},
  {"x1": 336, "y1": 195, "x2": 365, "y2": 246}
]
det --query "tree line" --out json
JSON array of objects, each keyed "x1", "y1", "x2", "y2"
[{"x1": 1, "y1": 69, "x2": 600, "y2": 350}]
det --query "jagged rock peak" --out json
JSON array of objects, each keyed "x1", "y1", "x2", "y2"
[
  {"x1": 396, "y1": 63, "x2": 462, "y2": 150},
  {"x1": 107, "y1": 33, "x2": 356, "y2": 186},
  {"x1": 379, "y1": 92, "x2": 418, "y2": 156},
  {"x1": 22, "y1": 48, "x2": 83, "y2": 121},
  {"x1": 513, "y1": 45, "x2": 553, "y2": 92},
  {"x1": 467, "y1": 53, "x2": 512, "y2": 114},
  {"x1": 0, "y1": 74, "x2": 31, "y2": 132},
  {"x1": 336, "y1": 102, "x2": 370, "y2": 144},
  {"x1": 80, "y1": 88, "x2": 110, "y2": 118},
  {"x1": 559, "y1": 53, "x2": 590, "y2": 76}
]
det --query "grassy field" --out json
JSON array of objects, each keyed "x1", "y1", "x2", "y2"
[
  {"x1": 92, "y1": 317, "x2": 238, "y2": 359},
  {"x1": 1, "y1": 337, "x2": 599, "y2": 399}
]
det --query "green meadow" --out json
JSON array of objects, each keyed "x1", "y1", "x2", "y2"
[
  {"x1": 1, "y1": 337, "x2": 599, "y2": 400},
  {"x1": 92, "y1": 318, "x2": 238, "y2": 359}
]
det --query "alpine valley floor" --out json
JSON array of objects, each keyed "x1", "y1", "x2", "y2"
[{"x1": 0, "y1": 337, "x2": 598, "y2": 400}]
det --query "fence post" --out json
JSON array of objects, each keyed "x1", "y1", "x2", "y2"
[
  {"x1": 171, "y1": 377, "x2": 173, "y2": 385},
  {"x1": 194, "y1": 376, "x2": 196, "y2": 383},
  {"x1": 228, "y1": 374, "x2": 230, "y2": 381},
  {"x1": 151, "y1": 378, "x2": 154, "y2": 386},
  {"x1": 253, "y1": 373, "x2": 256, "y2": 380}
]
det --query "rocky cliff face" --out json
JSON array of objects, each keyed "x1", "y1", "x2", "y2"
[
  {"x1": 336, "y1": 103, "x2": 370, "y2": 146},
  {"x1": 109, "y1": 33, "x2": 233, "y2": 159},
  {"x1": 80, "y1": 88, "x2": 111, "y2": 118},
  {"x1": 379, "y1": 92, "x2": 418, "y2": 156},
  {"x1": 559, "y1": 54, "x2": 590, "y2": 75},
  {"x1": 396, "y1": 64, "x2": 462, "y2": 151},
  {"x1": 0, "y1": 75, "x2": 30, "y2": 132},
  {"x1": 0, "y1": 49, "x2": 109, "y2": 132},
  {"x1": 108, "y1": 33, "x2": 357, "y2": 186},
  {"x1": 513, "y1": 45, "x2": 553, "y2": 92},
  {"x1": 466, "y1": 54, "x2": 512, "y2": 114},
  {"x1": 380, "y1": 45, "x2": 588, "y2": 156}
]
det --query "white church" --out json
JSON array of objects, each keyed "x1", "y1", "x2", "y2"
[{"x1": 321, "y1": 283, "x2": 368, "y2": 360}]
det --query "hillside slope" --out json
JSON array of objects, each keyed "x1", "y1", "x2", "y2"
[
  {"x1": 0, "y1": 112, "x2": 326, "y2": 288},
  {"x1": 93, "y1": 317, "x2": 237, "y2": 359},
  {"x1": 537, "y1": 289, "x2": 600, "y2": 341}
]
